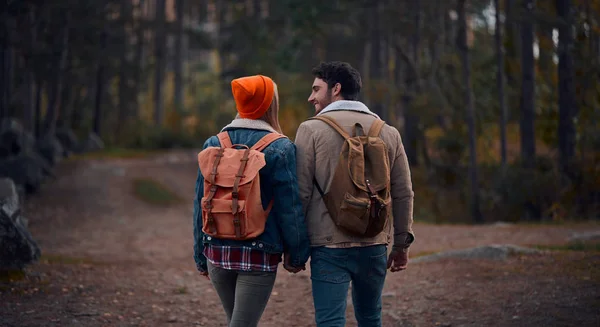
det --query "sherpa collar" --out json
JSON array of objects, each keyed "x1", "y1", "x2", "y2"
[
  {"x1": 317, "y1": 100, "x2": 380, "y2": 119},
  {"x1": 221, "y1": 117, "x2": 279, "y2": 133}
]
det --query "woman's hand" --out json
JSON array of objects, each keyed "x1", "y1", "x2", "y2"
[
  {"x1": 199, "y1": 270, "x2": 210, "y2": 280},
  {"x1": 283, "y1": 253, "x2": 306, "y2": 273}
]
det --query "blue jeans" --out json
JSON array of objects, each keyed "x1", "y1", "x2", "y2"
[{"x1": 310, "y1": 245, "x2": 388, "y2": 327}]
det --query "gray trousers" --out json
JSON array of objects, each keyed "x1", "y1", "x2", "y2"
[{"x1": 207, "y1": 261, "x2": 277, "y2": 327}]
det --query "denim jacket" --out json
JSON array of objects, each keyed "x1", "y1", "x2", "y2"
[{"x1": 193, "y1": 119, "x2": 311, "y2": 271}]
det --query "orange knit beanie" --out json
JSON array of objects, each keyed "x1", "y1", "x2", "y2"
[{"x1": 230, "y1": 75, "x2": 275, "y2": 120}]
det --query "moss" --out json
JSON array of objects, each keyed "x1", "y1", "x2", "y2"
[
  {"x1": 0, "y1": 269, "x2": 26, "y2": 282},
  {"x1": 40, "y1": 254, "x2": 101, "y2": 265},
  {"x1": 132, "y1": 178, "x2": 183, "y2": 206}
]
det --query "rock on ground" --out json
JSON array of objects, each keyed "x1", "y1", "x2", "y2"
[
  {"x1": 0, "y1": 178, "x2": 41, "y2": 270},
  {"x1": 79, "y1": 132, "x2": 104, "y2": 153},
  {"x1": 0, "y1": 151, "x2": 54, "y2": 194},
  {"x1": 569, "y1": 231, "x2": 600, "y2": 243},
  {"x1": 55, "y1": 128, "x2": 80, "y2": 155},
  {"x1": 36, "y1": 136, "x2": 65, "y2": 165},
  {"x1": 0, "y1": 119, "x2": 36, "y2": 159}
]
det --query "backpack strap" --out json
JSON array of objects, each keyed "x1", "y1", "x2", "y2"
[
  {"x1": 310, "y1": 116, "x2": 351, "y2": 139},
  {"x1": 231, "y1": 147, "x2": 251, "y2": 238},
  {"x1": 217, "y1": 132, "x2": 233, "y2": 148},
  {"x1": 250, "y1": 133, "x2": 287, "y2": 151},
  {"x1": 205, "y1": 147, "x2": 225, "y2": 235},
  {"x1": 367, "y1": 119, "x2": 386, "y2": 137}
]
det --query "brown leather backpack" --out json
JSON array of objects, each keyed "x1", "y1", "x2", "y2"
[
  {"x1": 197, "y1": 132, "x2": 286, "y2": 240},
  {"x1": 310, "y1": 115, "x2": 392, "y2": 237}
]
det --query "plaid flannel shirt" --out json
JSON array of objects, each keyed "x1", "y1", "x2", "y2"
[{"x1": 202, "y1": 244, "x2": 281, "y2": 272}]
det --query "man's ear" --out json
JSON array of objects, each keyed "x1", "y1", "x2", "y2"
[{"x1": 332, "y1": 83, "x2": 341, "y2": 97}]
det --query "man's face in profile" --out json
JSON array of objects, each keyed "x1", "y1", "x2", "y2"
[{"x1": 308, "y1": 78, "x2": 333, "y2": 114}]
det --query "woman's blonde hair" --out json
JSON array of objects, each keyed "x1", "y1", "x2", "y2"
[{"x1": 259, "y1": 83, "x2": 283, "y2": 134}]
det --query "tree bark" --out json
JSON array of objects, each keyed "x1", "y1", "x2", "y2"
[
  {"x1": 556, "y1": 0, "x2": 576, "y2": 171},
  {"x1": 494, "y1": 0, "x2": 508, "y2": 167},
  {"x1": 117, "y1": 0, "x2": 133, "y2": 139},
  {"x1": 132, "y1": 0, "x2": 146, "y2": 120},
  {"x1": 34, "y1": 78, "x2": 42, "y2": 138},
  {"x1": 399, "y1": 0, "x2": 423, "y2": 167},
  {"x1": 23, "y1": 7, "x2": 37, "y2": 133},
  {"x1": 0, "y1": 8, "x2": 11, "y2": 122},
  {"x1": 93, "y1": 29, "x2": 107, "y2": 136},
  {"x1": 457, "y1": 0, "x2": 483, "y2": 224},
  {"x1": 174, "y1": 0, "x2": 185, "y2": 119},
  {"x1": 519, "y1": 0, "x2": 536, "y2": 169},
  {"x1": 153, "y1": 0, "x2": 167, "y2": 126},
  {"x1": 42, "y1": 14, "x2": 70, "y2": 137}
]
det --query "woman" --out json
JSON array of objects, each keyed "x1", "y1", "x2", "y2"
[{"x1": 192, "y1": 75, "x2": 310, "y2": 327}]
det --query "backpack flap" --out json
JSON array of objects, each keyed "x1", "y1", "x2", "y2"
[
  {"x1": 197, "y1": 147, "x2": 266, "y2": 187},
  {"x1": 346, "y1": 137, "x2": 390, "y2": 193},
  {"x1": 363, "y1": 137, "x2": 390, "y2": 191}
]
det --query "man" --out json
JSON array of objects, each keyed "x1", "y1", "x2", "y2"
[{"x1": 294, "y1": 61, "x2": 415, "y2": 327}]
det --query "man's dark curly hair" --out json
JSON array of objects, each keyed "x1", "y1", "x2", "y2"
[{"x1": 311, "y1": 61, "x2": 362, "y2": 101}]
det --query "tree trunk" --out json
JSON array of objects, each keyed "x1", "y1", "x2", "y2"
[
  {"x1": 42, "y1": 15, "x2": 70, "y2": 137},
  {"x1": 403, "y1": 0, "x2": 422, "y2": 167},
  {"x1": 556, "y1": 0, "x2": 576, "y2": 172},
  {"x1": 494, "y1": 0, "x2": 508, "y2": 167},
  {"x1": 0, "y1": 10, "x2": 10, "y2": 121},
  {"x1": 117, "y1": 0, "x2": 132, "y2": 140},
  {"x1": 367, "y1": 0, "x2": 384, "y2": 117},
  {"x1": 93, "y1": 29, "x2": 108, "y2": 136},
  {"x1": 34, "y1": 79, "x2": 42, "y2": 138},
  {"x1": 504, "y1": 0, "x2": 520, "y2": 87},
  {"x1": 23, "y1": 7, "x2": 36, "y2": 133},
  {"x1": 154, "y1": 0, "x2": 167, "y2": 126},
  {"x1": 519, "y1": 0, "x2": 536, "y2": 169},
  {"x1": 57, "y1": 63, "x2": 72, "y2": 128},
  {"x1": 457, "y1": 0, "x2": 483, "y2": 224},
  {"x1": 132, "y1": 0, "x2": 146, "y2": 120},
  {"x1": 174, "y1": 0, "x2": 185, "y2": 118}
]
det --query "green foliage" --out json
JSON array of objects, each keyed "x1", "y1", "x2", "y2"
[
  {"x1": 132, "y1": 178, "x2": 183, "y2": 206},
  {"x1": 126, "y1": 125, "x2": 199, "y2": 150},
  {"x1": 6, "y1": 0, "x2": 600, "y2": 225},
  {"x1": 533, "y1": 242, "x2": 600, "y2": 253}
]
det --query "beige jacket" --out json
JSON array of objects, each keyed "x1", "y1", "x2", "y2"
[{"x1": 294, "y1": 101, "x2": 415, "y2": 249}]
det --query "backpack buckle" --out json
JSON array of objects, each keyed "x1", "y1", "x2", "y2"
[{"x1": 231, "y1": 191, "x2": 239, "y2": 199}]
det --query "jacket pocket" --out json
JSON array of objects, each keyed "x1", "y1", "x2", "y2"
[{"x1": 338, "y1": 193, "x2": 371, "y2": 235}]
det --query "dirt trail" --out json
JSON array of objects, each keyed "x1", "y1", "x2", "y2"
[{"x1": 1, "y1": 151, "x2": 599, "y2": 327}]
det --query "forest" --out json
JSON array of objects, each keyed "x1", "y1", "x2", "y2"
[{"x1": 2, "y1": 0, "x2": 599, "y2": 224}]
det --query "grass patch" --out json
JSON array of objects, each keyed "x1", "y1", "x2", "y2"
[
  {"x1": 132, "y1": 178, "x2": 183, "y2": 206},
  {"x1": 412, "y1": 251, "x2": 439, "y2": 258},
  {"x1": 532, "y1": 241, "x2": 600, "y2": 253},
  {"x1": 0, "y1": 269, "x2": 26, "y2": 282},
  {"x1": 40, "y1": 254, "x2": 101, "y2": 265},
  {"x1": 174, "y1": 286, "x2": 188, "y2": 294},
  {"x1": 68, "y1": 147, "x2": 161, "y2": 161}
]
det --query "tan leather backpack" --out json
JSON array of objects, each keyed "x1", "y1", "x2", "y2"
[
  {"x1": 310, "y1": 115, "x2": 391, "y2": 237},
  {"x1": 197, "y1": 132, "x2": 286, "y2": 240}
]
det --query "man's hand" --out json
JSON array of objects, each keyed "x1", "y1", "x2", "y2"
[
  {"x1": 283, "y1": 253, "x2": 306, "y2": 274},
  {"x1": 387, "y1": 247, "x2": 409, "y2": 272}
]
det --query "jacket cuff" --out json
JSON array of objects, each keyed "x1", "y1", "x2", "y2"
[{"x1": 393, "y1": 232, "x2": 415, "y2": 250}]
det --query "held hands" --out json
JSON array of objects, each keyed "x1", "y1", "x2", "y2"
[
  {"x1": 283, "y1": 253, "x2": 306, "y2": 274},
  {"x1": 199, "y1": 270, "x2": 210, "y2": 280},
  {"x1": 387, "y1": 247, "x2": 409, "y2": 272}
]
